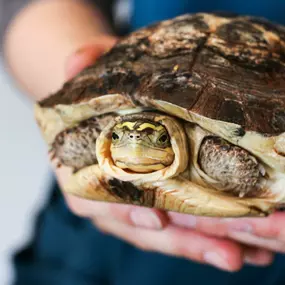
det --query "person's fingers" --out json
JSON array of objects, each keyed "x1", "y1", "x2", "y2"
[
  {"x1": 243, "y1": 247, "x2": 275, "y2": 266},
  {"x1": 169, "y1": 212, "x2": 228, "y2": 237},
  {"x1": 224, "y1": 213, "x2": 285, "y2": 253},
  {"x1": 223, "y1": 212, "x2": 285, "y2": 241},
  {"x1": 66, "y1": 199, "x2": 273, "y2": 269},
  {"x1": 93, "y1": 216, "x2": 245, "y2": 272},
  {"x1": 65, "y1": 36, "x2": 117, "y2": 79},
  {"x1": 64, "y1": 194, "x2": 169, "y2": 230},
  {"x1": 169, "y1": 212, "x2": 285, "y2": 253},
  {"x1": 228, "y1": 231, "x2": 285, "y2": 253},
  {"x1": 169, "y1": 211, "x2": 285, "y2": 240}
]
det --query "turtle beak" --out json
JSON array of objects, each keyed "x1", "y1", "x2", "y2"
[{"x1": 110, "y1": 142, "x2": 174, "y2": 173}]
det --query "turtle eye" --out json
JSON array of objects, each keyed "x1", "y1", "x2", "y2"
[
  {"x1": 158, "y1": 133, "x2": 170, "y2": 145},
  {"x1": 112, "y1": 132, "x2": 119, "y2": 141}
]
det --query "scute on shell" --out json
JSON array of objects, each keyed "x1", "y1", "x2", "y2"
[{"x1": 37, "y1": 12, "x2": 285, "y2": 136}]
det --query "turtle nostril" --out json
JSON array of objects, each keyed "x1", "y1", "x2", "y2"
[{"x1": 129, "y1": 133, "x2": 140, "y2": 139}]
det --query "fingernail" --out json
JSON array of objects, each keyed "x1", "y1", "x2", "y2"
[
  {"x1": 204, "y1": 252, "x2": 231, "y2": 271},
  {"x1": 228, "y1": 223, "x2": 253, "y2": 233},
  {"x1": 244, "y1": 250, "x2": 274, "y2": 266},
  {"x1": 130, "y1": 209, "x2": 163, "y2": 230},
  {"x1": 244, "y1": 256, "x2": 272, "y2": 266}
]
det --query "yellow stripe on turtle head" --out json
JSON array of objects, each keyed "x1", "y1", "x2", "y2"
[
  {"x1": 137, "y1": 123, "x2": 164, "y2": 131},
  {"x1": 116, "y1": 121, "x2": 165, "y2": 132},
  {"x1": 115, "y1": 122, "x2": 136, "y2": 130}
]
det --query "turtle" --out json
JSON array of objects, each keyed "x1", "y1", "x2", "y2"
[{"x1": 34, "y1": 12, "x2": 285, "y2": 217}]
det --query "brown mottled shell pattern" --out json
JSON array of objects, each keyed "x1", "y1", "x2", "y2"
[
  {"x1": 35, "y1": 13, "x2": 285, "y2": 217},
  {"x1": 40, "y1": 12, "x2": 285, "y2": 135}
]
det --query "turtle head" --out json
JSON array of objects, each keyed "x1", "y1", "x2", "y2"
[
  {"x1": 110, "y1": 120, "x2": 175, "y2": 173},
  {"x1": 96, "y1": 112, "x2": 188, "y2": 182}
]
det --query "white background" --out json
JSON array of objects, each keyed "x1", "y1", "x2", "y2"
[{"x1": 0, "y1": 59, "x2": 51, "y2": 285}]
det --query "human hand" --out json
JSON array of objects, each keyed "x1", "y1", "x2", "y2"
[
  {"x1": 54, "y1": 37, "x2": 274, "y2": 273},
  {"x1": 169, "y1": 211, "x2": 285, "y2": 256}
]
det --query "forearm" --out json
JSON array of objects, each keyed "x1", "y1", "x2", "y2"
[{"x1": 3, "y1": 0, "x2": 113, "y2": 101}]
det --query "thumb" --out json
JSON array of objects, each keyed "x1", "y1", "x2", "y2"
[{"x1": 65, "y1": 35, "x2": 118, "y2": 80}]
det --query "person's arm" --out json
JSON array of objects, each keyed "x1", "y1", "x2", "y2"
[{"x1": 3, "y1": 0, "x2": 114, "y2": 101}]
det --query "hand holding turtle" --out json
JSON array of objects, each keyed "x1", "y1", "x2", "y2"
[
  {"x1": 37, "y1": 14, "x2": 285, "y2": 221},
  {"x1": 52, "y1": 37, "x2": 274, "y2": 273},
  {"x1": 169, "y1": 211, "x2": 285, "y2": 257}
]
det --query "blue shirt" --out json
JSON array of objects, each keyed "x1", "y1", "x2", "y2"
[
  {"x1": 131, "y1": 0, "x2": 285, "y2": 29},
  {"x1": 12, "y1": 1, "x2": 285, "y2": 284}
]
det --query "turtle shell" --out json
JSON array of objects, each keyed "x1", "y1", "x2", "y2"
[{"x1": 38, "y1": 12, "x2": 285, "y2": 137}]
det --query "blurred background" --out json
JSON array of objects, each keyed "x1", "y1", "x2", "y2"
[
  {"x1": 0, "y1": 1, "x2": 130, "y2": 282},
  {"x1": 0, "y1": 59, "x2": 51, "y2": 285}
]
